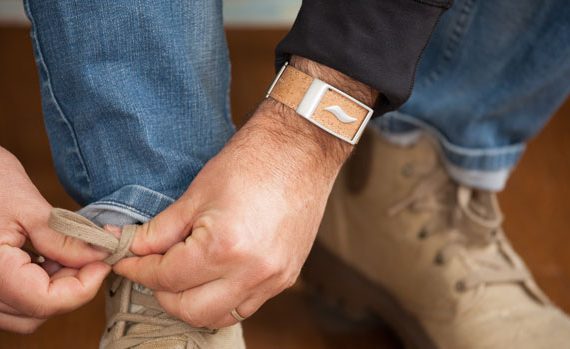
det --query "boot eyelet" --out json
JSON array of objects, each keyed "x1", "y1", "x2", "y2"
[
  {"x1": 434, "y1": 253, "x2": 445, "y2": 266},
  {"x1": 417, "y1": 229, "x2": 428, "y2": 240},
  {"x1": 109, "y1": 289, "x2": 116, "y2": 298},
  {"x1": 401, "y1": 163, "x2": 415, "y2": 177},
  {"x1": 455, "y1": 280, "x2": 467, "y2": 292}
]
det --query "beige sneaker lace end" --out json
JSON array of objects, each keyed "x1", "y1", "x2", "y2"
[{"x1": 48, "y1": 208, "x2": 136, "y2": 265}]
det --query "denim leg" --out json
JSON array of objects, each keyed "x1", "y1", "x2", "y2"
[
  {"x1": 24, "y1": 0, "x2": 233, "y2": 218},
  {"x1": 375, "y1": 0, "x2": 570, "y2": 191}
]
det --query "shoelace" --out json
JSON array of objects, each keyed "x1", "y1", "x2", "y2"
[
  {"x1": 388, "y1": 169, "x2": 550, "y2": 304},
  {"x1": 48, "y1": 208, "x2": 214, "y2": 349}
]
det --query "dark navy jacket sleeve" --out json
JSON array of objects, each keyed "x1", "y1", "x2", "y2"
[{"x1": 276, "y1": 0, "x2": 452, "y2": 115}]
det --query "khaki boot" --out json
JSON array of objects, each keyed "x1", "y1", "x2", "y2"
[
  {"x1": 303, "y1": 128, "x2": 570, "y2": 349},
  {"x1": 48, "y1": 209, "x2": 246, "y2": 349}
]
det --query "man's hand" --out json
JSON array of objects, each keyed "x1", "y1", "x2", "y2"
[
  {"x1": 0, "y1": 148, "x2": 110, "y2": 334},
  {"x1": 114, "y1": 56, "x2": 378, "y2": 329}
]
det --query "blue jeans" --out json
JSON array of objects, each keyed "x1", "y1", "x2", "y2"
[
  {"x1": 26, "y1": 0, "x2": 569, "y2": 223},
  {"x1": 374, "y1": 0, "x2": 570, "y2": 190},
  {"x1": 25, "y1": 0, "x2": 233, "y2": 220}
]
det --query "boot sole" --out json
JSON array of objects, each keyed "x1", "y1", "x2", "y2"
[{"x1": 303, "y1": 242, "x2": 438, "y2": 349}]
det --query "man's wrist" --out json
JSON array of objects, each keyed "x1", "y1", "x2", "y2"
[
  {"x1": 253, "y1": 98, "x2": 352, "y2": 174},
  {"x1": 228, "y1": 56, "x2": 378, "y2": 184},
  {"x1": 257, "y1": 56, "x2": 378, "y2": 173}
]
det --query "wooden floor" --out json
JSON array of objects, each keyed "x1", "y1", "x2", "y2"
[{"x1": 0, "y1": 27, "x2": 568, "y2": 348}]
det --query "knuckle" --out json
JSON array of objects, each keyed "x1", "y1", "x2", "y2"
[
  {"x1": 208, "y1": 230, "x2": 248, "y2": 262},
  {"x1": 256, "y1": 256, "x2": 282, "y2": 280},
  {"x1": 221, "y1": 236, "x2": 247, "y2": 259},
  {"x1": 274, "y1": 268, "x2": 299, "y2": 293},
  {"x1": 252, "y1": 256, "x2": 294, "y2": 292}
]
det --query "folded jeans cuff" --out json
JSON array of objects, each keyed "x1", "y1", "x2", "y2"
[
  {"x1": 375, "y1": 112, "x2": 526, "y2": 191},
  {"x1": 78, "y1": 184, "x2": 175, "y2": 223}
]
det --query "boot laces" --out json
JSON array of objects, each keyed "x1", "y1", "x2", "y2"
[
  {"x1": 48, "y1": 208, "x2": 214, "y2": 349},
  {"x1": 104, "y1": 277, "x2": 213, "y2": 349},
  {"x1": 388, "y1": 168, "x2": 550, "y2": 304}
]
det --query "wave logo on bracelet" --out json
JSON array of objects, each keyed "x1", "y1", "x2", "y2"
[{"x1": 324, "y1": 106, "x2": 358, "y2": 124}]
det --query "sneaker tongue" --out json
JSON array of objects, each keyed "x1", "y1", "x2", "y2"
[
  {"x1": 468, "y1": 190, "x2": 501, "y2": 221},
  {"x1": 130, "y1": 282, "x2": 154, "y2": 313}
]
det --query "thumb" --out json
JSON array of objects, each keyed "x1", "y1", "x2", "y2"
[{"x1": 131, "y1": 198, "x2": 196, "y2": 256}]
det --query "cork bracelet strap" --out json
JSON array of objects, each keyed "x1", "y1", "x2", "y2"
[{"x1": 267, "y1": 64, "x2": 374, "y2": 144}]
